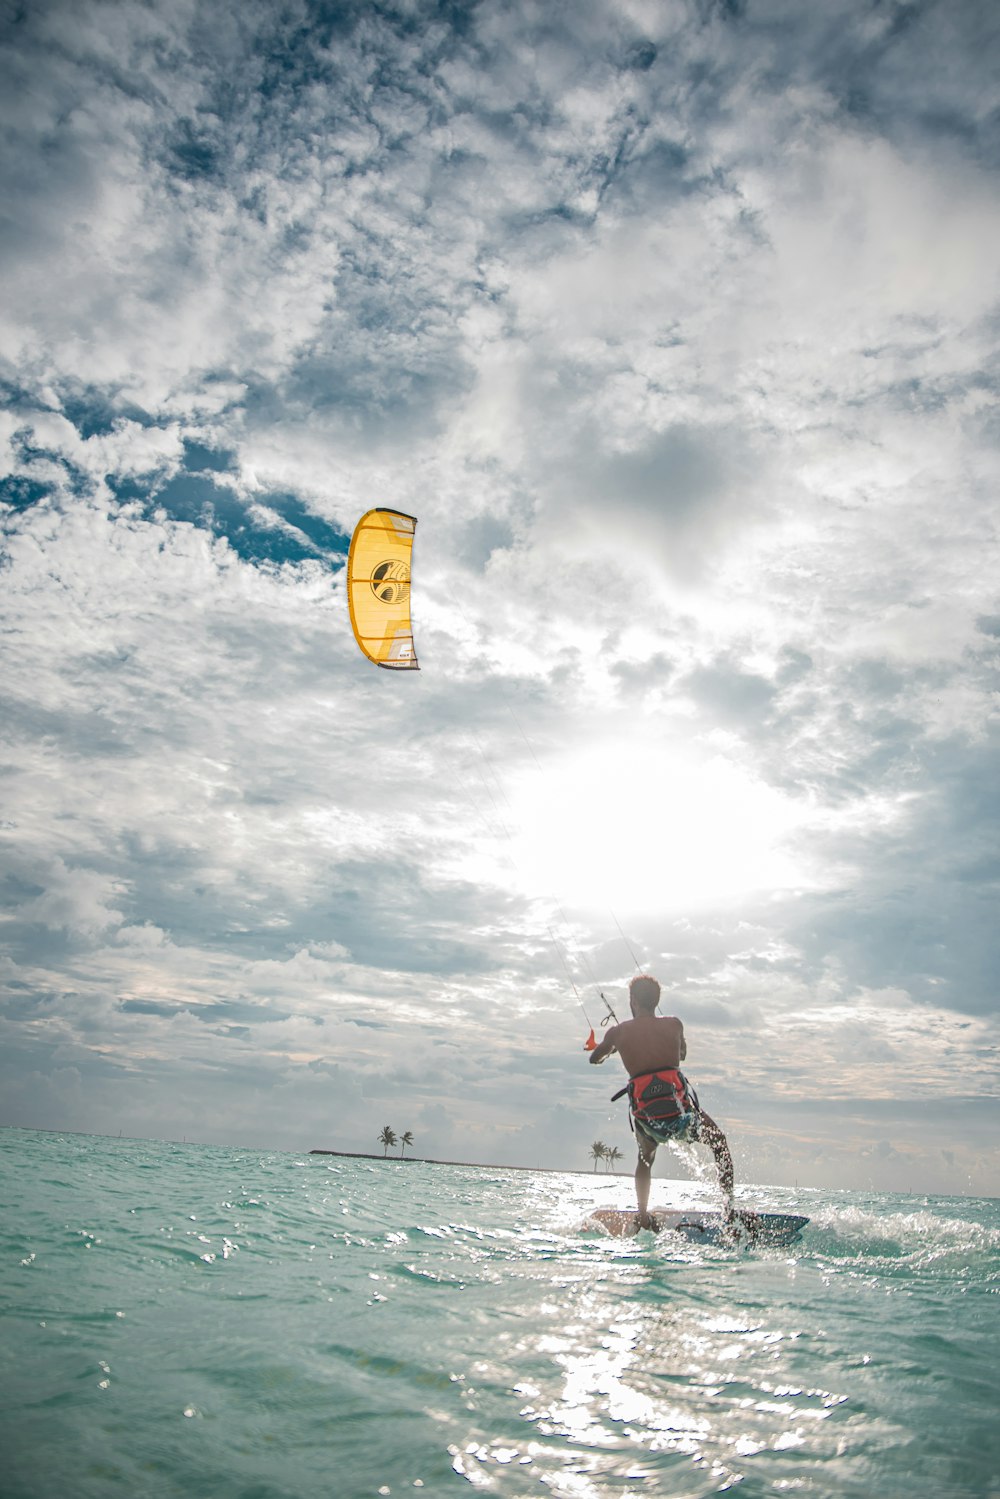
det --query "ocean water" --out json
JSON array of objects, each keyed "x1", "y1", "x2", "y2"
[{"x1": 1, "y1": 1129, "x2": 998, "y2": 1499}]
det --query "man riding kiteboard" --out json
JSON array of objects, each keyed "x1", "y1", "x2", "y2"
[{"x1": 589, "y1": 974, "x2": 738, "y2": 1231}]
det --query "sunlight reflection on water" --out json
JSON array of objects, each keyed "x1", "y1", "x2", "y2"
[{"x1": 3, "y1": 1136, "x2": 997, "y2": 1499}]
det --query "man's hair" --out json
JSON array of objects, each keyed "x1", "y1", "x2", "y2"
[{"x1": 629, "y1": 974, "x2": 661, "y2": 1012}]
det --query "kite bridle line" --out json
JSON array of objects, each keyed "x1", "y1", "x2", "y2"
[
  {"x1": 463, "y1": 721, "x2": 608, "y2": 1036},
  {"x1": 342, "y1": 512, "x2": 640, "y2": 1035},
  {"x1": 413, "y1": 584, "x2": 650, "y2": 1043},
  {"x1": 448, "y1": 724, "x2": 603, "y2": 1036},
  {"x1": 609, "y1": 908, "x2": 644, "y2": 975},
  {"x1": 547, "y1": 927, "x2": 594, "y2": 1031},
  {"x1": 475, "y1": 652, "x2": 648, "y2": 1002},
  {"x1": 466, "y1": 690, "x2": 630, "y2": 1039},
  {"x1": 433, "y1": 589, "x2": 648, "y2": 1041}
]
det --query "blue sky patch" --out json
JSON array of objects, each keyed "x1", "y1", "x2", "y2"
[
  {"x1": 59, "y1": 388, "x2": 156, "y2": 439},
  {"x1": 0, "y1": 475, "x2": 52, "y2": 513},
  {"x1": 106, "y1": 460, "x2": 351, "y2": 569}
]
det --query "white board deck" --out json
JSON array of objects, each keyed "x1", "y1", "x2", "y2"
[{"x1": 587, "y1": 1208, "x2": 809, "y2": 1246}]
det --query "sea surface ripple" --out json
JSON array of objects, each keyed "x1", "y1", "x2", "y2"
[{"x1": 1, "y1": 1128, "x2": 998, "y2": 1498}]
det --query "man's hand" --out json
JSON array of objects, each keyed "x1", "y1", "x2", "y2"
[{"x1": 588, "y1": 1030, "x2": 618, "y2": 1065}]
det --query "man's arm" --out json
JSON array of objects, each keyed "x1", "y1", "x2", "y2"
[
  {"x1": 678, "y1": 1021, "x2": 686, "y2": 1062},
  {"x1": 589, "y1": 1026, "x2": 619, "y2": 1064}
]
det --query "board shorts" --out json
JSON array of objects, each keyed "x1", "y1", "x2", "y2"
[{"x1": 626, "y1": 1068, "x2": 701, "y2": 1146}]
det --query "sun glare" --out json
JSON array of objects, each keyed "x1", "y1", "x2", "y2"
[{"x1": 505, "y1": 741, "x2": 808, "y2": 916}]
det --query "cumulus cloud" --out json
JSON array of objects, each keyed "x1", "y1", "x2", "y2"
[{"x1": 1, "y1": 0, "x2": 998, "y2": 1192}]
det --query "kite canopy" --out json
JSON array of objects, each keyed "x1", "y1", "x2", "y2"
[{"x1": 347, "y1": 508, "x2": 419, "y2": 670}]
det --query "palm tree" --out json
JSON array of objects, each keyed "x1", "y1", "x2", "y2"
[
  {"x1": 378, "y1": 1125, "x2": 396, "y2": 1156},
  {"x1": 399, "y1": 1131, "x2": 413, "y2": 1157},
  {"x1": 606, "y1": 1146, "x2": 623, "y2": 1173},
  {"x1": 590, "y1": 1140, "x2": 607, "y2": 1171}
]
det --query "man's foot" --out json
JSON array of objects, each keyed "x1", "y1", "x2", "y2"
[
  {"x1": 721, "y1": 1207, "x2": 761, "y2": 1242},
  {"x1": 636, "y1": 1211, "x2": 660, "y2": 1232}
]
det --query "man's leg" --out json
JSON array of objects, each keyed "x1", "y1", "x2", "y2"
[
  {"x1": 698, "y1": 1111, "x2": 734, "y2": 1209},
  {"x1": 635, "y1": 1125, "x2": 658, "y2": 1229}
]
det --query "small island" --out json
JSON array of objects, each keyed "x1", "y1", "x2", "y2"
[{"x1": 309, "y1": 1148, "x2": 624, "y2": 1175}]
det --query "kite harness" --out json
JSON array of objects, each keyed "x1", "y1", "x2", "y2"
[{"x1": 611, "y1": 1068, "x2": 700, "y2": 1138}]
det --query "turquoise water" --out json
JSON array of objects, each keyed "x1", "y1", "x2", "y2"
[{"x1": 2, "y1": 1129, "x2": 998, "y2": 1498}]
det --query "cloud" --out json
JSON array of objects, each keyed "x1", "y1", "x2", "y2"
[{"x1": 1, "y1": 0, "x2": 998, "y2": 1191}]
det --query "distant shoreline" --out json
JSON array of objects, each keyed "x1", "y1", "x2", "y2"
[
  {"x1": 0, "y1": 1126, "x2": 622, "y2": 1174},
  {"x1": 310, "y1": 1148, "x2": 622, "y2": 1176}
]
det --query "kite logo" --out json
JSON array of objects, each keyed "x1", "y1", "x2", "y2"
[{"x1": 370, "y1": 560, "x2": 410, "y2": 606}]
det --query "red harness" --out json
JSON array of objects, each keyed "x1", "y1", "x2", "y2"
[{"x1": 613, "y1": 1068, "x2": 699, "y2": 1129}]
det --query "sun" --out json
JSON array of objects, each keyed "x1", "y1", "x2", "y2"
[{"x1": 504, "y1": 739, "x2": 809, "y2": 917}]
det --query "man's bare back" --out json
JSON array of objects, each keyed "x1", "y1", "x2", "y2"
[{"x1": 590, "y1": 1013, "x2": 686, "y2": 1076}]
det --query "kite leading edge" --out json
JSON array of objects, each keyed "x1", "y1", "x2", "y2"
[{"x1": 347, "y1": 508, "x2": 419, "y2": 670}]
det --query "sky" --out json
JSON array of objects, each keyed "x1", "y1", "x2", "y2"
[{"x1": 1, "y1": 0, "x2": 998, "y2": 1197}]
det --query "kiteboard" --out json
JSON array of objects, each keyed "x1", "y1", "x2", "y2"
[{"x1": 587, "y1": 1208, "x2": 809, "y2": 1246}]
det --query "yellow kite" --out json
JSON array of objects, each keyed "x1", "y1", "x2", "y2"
[{"x1": 346, "y1": 509, "x2": 419, "y2": 670}]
